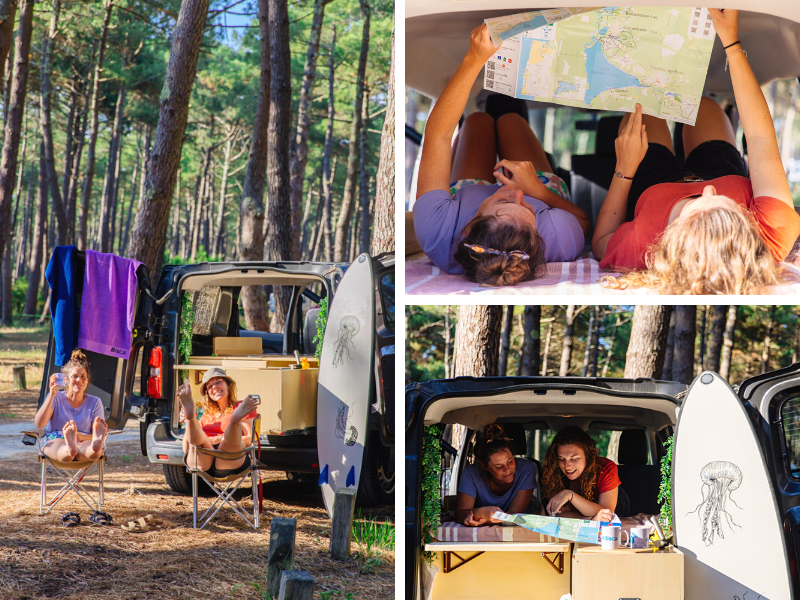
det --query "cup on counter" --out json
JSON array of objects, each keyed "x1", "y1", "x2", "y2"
[
  {"x1": 630, "y1": 525, "x2": 650, "y2": 549},
  {"x1": 600, "y1": 525, "x2": 629, "y2": 550}
]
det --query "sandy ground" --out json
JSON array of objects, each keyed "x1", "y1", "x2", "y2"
[{"x1": 0, "y1": 326, "x2": 394, "y2": 600}]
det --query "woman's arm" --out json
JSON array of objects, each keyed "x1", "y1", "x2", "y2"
[
  {"x1": 493, "y1": 159, "x2": 591, "y2": 235},
  {"x1": 547, "y1": 487, "x2": 616, "y2": 519},
  {"x1": 711, "y1": 9, "x2": 792, "y2": 206},
  {"x1": 591, "y1": 104, "x2": 647, "y2": 259},
  {"x1": 506, "y1": 488, "x2": 534, "y2": 515},
  {"x1": 416, "y1": 24, "x2": 500, "y2": 198},
  {"x1": 33, "y1": 375, "x2": 60, "y2": 429}
]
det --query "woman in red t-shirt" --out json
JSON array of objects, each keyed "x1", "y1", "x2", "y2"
[
  {"x1": 541, "y1": 426, "x2": 621, "y2": 522},
  {"x1": 591, "y1": 9, "x2": 800, "y2": 294},
  {"x1": 177, "y1": 367, "x2": 259, "y2": 477}
]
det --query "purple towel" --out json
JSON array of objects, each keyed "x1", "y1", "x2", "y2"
[{"x1": 77, "y1": 250, "x2": 142, "y2": 360}]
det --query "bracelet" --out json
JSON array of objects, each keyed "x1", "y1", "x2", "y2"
[
  {"x1": 725, "y1": 47, "x2": 747, "y2": 72},
  {"x1": 723, "y1": 40, "x2": 740, "y2": 50},
  {"x1": 614, "y1": 171, "x2": 634, "y2": 181}
]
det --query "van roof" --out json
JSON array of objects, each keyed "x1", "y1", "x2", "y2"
[{"x1": 406, "y1": 4, "x2": 800, "y2": 102}]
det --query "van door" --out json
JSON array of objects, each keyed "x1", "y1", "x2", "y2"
[
  {"x1": 672, "y1": 371, "x2": 793, "y2": 599},
  {"x1": 317, "y1": 253, "x2": 375, "y2": 518},
  {"x1": 38, "y1": 250, "x2": 155, "y2": 431}
]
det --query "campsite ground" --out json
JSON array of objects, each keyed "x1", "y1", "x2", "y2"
[{"x1": 0, "y1": 325, "x2": 394, "y2": 600}]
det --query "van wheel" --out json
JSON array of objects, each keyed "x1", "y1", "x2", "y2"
[
  {"x1": 357, "y1": 436, "x2": 394, "y2": 507},
  {"x1": 163, "y1": 464, "x2": 192, "y2": 494}
]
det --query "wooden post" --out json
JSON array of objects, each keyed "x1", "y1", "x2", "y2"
[
  {"x1": 277, "y1": 570, "x2": 314, "y2": 600},
  {"x1": 330, "y1": 487, "x2": 356, "y2": 559},
  {"x1": 267, "y1": 517, "x2": 296, "y2": 599},
  {"x1": 12, "y1": 366, "x2": 25, "y2": 389}
]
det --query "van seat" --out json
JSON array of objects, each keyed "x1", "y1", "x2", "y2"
[
  {"x1": 212, "y1": 336, "x2": 262, "y2": 356},
  {"x1": 303, "y1": 307, "x2": 321, "y2": 356},
  {"x1": 616, "y1": 429, "x2": 660, "y2": 516}
]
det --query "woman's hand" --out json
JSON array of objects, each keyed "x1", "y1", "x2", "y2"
[
  {"x1": 463, "y1": 505, "x2": 502, "y2": 526},
  {"x1": 614, "y1": 104, "x2": 648, "y2": 178},
  {"x1": 493, "y1": 160, "x2": 544, "y2": 198},
  {"x1": 593, "y1": 508, "x2": 613, "y2": 522},
  {"x1": 546, "y1": 489, "x2": 574, "y2": 516},
  {"x1": 465, "y1": 23, "x2": 501, "y2": 69},
  {"x1": 48, "y1": 374, "x2": 60, "y2": 397},
  {"x1": 709, "y1": 9, "x2": 738, "y2": 47}
]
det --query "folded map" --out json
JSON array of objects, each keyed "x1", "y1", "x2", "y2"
[
  {"x1": 492, "y1": 510, "x2": 621, "y2": 544},
  {"x1": 483, "y1": 7, "x2": 717, "y2": 125}
]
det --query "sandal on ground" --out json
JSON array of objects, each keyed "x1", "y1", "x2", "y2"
[
  {"x1": 89, "y1": 510, "x2": 113, "y2": 526},
  {"x1": 61, "y1": 512, "x2": 81, "y2": 527},
  {"x1": 121, "y1": 514, "x2": 163, "y2": 533}
]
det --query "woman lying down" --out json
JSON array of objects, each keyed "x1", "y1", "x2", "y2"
[{"x1": 456, "y1": 425, "x2": 620, "y2": 526}]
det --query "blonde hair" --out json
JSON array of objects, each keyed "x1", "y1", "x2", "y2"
[
  {"x1": 62, "y1": 349, "x2": 91, "y2": 384},
  {"x1": 202, "y1": 378, "x2": 238, "y2": 417},
  {"x1": 601, "y1": 204, "x2": 783, "y2": 294}
]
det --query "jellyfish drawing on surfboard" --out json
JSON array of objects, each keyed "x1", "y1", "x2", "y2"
[
  {"x1": 332, "y1": 315, "x2": 360, "y2": 368},
  {"x1": 686, "y1": 460, "x2": 744, "y2": 546}
]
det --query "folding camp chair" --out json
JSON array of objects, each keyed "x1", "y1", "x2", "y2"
[
  {"x1": 188, "y1": 417, "x2": 262, "y2": 529},
  {"x1": 21, "y1": 427, "x2": 123, "y2": 515}
]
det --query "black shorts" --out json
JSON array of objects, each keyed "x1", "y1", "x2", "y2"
[
  {"x1": 184, "y1": 446, "x2": 251, "y2": 478},
  {"x1": 625, "y1": 140, "x2": 748, "y2": 222}
]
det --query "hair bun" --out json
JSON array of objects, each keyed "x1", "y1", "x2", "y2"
[{"x1": 71, "y1": 349, "x2": 87, "y2": 362}]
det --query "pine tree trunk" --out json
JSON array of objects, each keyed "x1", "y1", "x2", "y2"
[
  {"x1": 288, "y1": 0, "x2": 330, "y2": 259},
  {"x1": 39, "y1": 0, "x2": 67, "y2": 247},
  {"x1": 214, "y1": 132, "x2": 233, "y2": 256},
  {"x1": 358, "y1": 83, "x2": 371, "y2": 254},
  {"x1": 582, "y1": 306, "x2": 595, "y2": 376},
  {"x1": 444, "y1": 305, "x2": 452, "y2": 378},
  {"x1": 541, "y1": 317, "x2": 554, "y2": 375},
  {"x1": 61, "y1": 78, "x2": 77, "y2": 209},
  {"x1": 706, "y1": 305, "x2": 728, "y2": 374},
  {"x1": 671, "y1": 306, "x2": 696, "y2": 384},
  {"x1": 661, "y1": 310, "x2": 676, "y2": 381},
  {"x1": 66, "y1": 74, "x2": 91, "y2": 245},
  {"x1": 590, "y1": 307, "x2": 602, "y2": 377},
  {"x1": 321, "y1": 28, "x2": 336, "y2": 263},
  {"x1": 1, "y1": 246, "x2": 11, "y2": 323},
  {"x1": 0, "y1": 0, "x2": 32, "y2": 273},
  {"x1": 521, "y1": 305, "x2": 540, "y2": 376},
  {"x1": 761, "y1": 307, "x2": 776, "y2": 374},
  {"x1": 23, "y1": 143, "x2": 46, "y2": 318},
  {"x1": 333, "y1": 0, "x2": 369, "y2": 262},
  {"x1": 190, "y1": 129, "x2": 213, "y2": 261},
  {"x1": 623, "y1": 305, "x2": 672, "y2": 379},
  {"x1": 15, "y1": 159, "x2": 34, "y2": 278},
  {"x1": 601, "y1": 312, "x2": 621, "y2": 378},
  {"x1": 121, "y1": 129, "x2": 140, "y2": 254},
  {"x1": 238, "y1": 0, "x2": 270, "y2": 332},
  {"x1": 99, "y1": 83, "x2": 125, "y2": 253},
  {"x1": 299, "y1": 183, "x2": 313, "y2": 259},
  {"x1": 498, "y1": 305, "x2": 513, "y2": 376},
  {"x1": 559, "y1": 305, "x2": 576, "y2": 376},
  {"x1": 454, "y1": 305, "x2": 502, "y2": 377},
  {"x1": 0, "y1": 0, "x2": 18, "y2": 99},
  {"x1": 128, "y1": 0, "x2": 210, "y2": 278},
  {"x1": 78, "y1": 0, "x2": 113, "y2": 251},
  {"x1": 266, "y1": 0, "x2": 293, "y2": 332},
  {"x1": 696, "y1": 305, "x2": 707, "y2": 375},
  {"x1": 371, "y1": 27, "x2": 394, "y2": 256}
]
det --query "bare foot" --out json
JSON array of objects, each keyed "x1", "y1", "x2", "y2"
[
  {"x1": 230, "y1": 395, "x2": 258, "y2": 424},
  {"x1": 177, "y1": 383, "x2": 195, "y2": 420},
  {"x1": 63, "y1": 420, "x2": 78, "y2": 458},
  {"x1": 91, "y1": 416, "x2": 107, "y2": 454}
]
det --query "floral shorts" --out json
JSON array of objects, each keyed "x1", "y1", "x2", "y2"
[
  {"x1": 45, "y1": 431, "x2": 64, "y2": 442},
  {"x1": 450, "y1": 171, "x2": 570, "y2": 200}
]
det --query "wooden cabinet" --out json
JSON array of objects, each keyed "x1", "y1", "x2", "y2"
[{"x1": 572, "y1": 546, "x2": 684, "y2": 600}]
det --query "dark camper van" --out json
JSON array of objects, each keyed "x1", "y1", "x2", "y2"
[
  {"x1": 406, "y1": 367, "x2": 800, "y2": 599},
  {"x1": 34, "y1": 252, "x2": 395, "y2": 507}
]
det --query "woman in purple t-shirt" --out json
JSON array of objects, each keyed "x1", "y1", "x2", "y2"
[
  {"x1": 34, "y1": 349, "x2": 106, "y2": 463},
  {"x1": 414, "y1": 24, "x2": 589, "y2": 287},
  {"x1": 456, "y1": 424, "x2": 540, "y2": 526}
]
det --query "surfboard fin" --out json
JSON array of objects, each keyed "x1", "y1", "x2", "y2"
[
  {"x1": 346, "y1": 465, "x2": 355, "y2": 487},
  {"x1": 318, "y1": 464, "x2": 329, "y2": 486}
]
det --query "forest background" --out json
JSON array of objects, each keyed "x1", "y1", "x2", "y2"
[
  {"x1": 407, "y1": 304, "x2": 800, "y2": 458},
  {"x1": 0, "y1": 0, "x2": 395, "y2": 329}
]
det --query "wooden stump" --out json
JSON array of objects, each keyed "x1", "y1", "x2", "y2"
[
  {"x1": 267, "y1": 517, "x2": 297, "y2": 598},
  {"x1": 12, "y1": 366, "x2": 26, "y2": 390},
  {"x1": 277, "y1": 570, "x2": 314, "y2": 600},
  {"x1": 330, "y1": 487, "x2": 356, "y2": 560}
]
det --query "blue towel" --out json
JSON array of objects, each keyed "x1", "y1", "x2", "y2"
[{"x1": 45, "y1": 246, "x2": 78, "y2": 366}]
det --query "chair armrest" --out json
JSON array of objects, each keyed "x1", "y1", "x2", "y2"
[
  {"x1": 21, "y1": 427, "x2": 46, "y2": 438},
  {"x1": 105, "y1": 429, "x2": 125, "y2": 437}
]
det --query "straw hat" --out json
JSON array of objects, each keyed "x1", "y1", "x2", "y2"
[{"x1": 199, "y1": 367, "x2": 234, "y2": 396}]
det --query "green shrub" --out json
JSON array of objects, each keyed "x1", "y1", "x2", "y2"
[{"x1": 658, "y1": 434, "x2": 675, "y2": 533}]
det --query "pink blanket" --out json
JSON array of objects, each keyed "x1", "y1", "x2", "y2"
[
  {"x1": 406, "y1": 252, "x2": 800, "y2": 296},
  {"x1": 435, "y1": 514, "x2": 657, "y2": 544}
]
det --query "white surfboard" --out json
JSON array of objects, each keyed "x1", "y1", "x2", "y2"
[
  {"x1": 673, "y1": 371, "x2": 792, "y2": 600},
  {"x1": 317, "y1": 254, "x2": 375, "y2": 518}
]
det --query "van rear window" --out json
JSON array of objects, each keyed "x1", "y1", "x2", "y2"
[{"x1": 780, "y1": 398, "x2": 800, "y2": 479}]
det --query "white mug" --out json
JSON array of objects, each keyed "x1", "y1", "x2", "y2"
[
  {"x1": 55, "y1": 372, "x2": 66, "y2": 390},
  {"x1": 630, "y1": 525, "x2": 650, "y2": 549},
  {"x1": 600, "y1": 525, "x2": 629, "y2": 550}
]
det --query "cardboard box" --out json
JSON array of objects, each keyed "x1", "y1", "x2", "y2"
[{"x1": 572, "y1": 545, "x2": 684, "y2": 600}]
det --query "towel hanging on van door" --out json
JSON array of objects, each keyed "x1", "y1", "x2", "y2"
[
  {"x1": 45, "y1": 246, "x2": 79, "y2": 366},
  {"x1": 77, "y1": 250, "x2": 142, "y2": 361}
]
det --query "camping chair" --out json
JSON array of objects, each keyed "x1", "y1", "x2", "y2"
[
  {"x1": 20, "y1": 427, "x2": 123, "y2": 515},
  {"x1": 188, "y1": 417, "x2": 263, "y2": 529}
]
